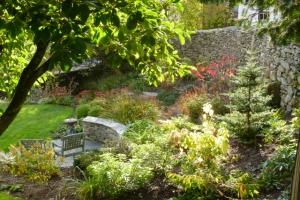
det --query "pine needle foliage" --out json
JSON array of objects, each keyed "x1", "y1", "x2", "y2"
[{"x1": 223, "y1": 51, "x2": 273, "y2": 142}]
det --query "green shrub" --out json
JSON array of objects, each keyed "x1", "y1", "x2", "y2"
[
  {"x1": 157, "y1": 89, "x2": 180, "y2": 106},
  {"x1": 131, "y1": 143, "x2": 170, "y2": 172},
  {"x1": 161, "y1": 116, "x2": 200, "y2": 132},
  {"x1": 74, "y1": 139, "x2": 134, "y2": 172},
  {"x1": 211, "y1": 96, "x2": 229, "y2": 115},
  {"x1": 78, "y1": 153, "x2": 153, "y2": 199},
  {"x1": 76, "y1": 104, "x2": 89, "y2": 119},
  {"x1": 262, "y1": 112, "x2": 295, "y2": 144},
  {"x1": 127, "y1": 77, "x2": 152, "y2": 93},
  {"x1": 123, "y1": 120, "x2": 162, "y2": 144},
  {"x1": 87, "y1": 106, "x2": 102, "y2": 117},
  {"x1": 167, "y1": 108, "x2": 230, "y2": 198},
  {"x1": 74, "y1": 151, "x2": 103, "y2": 171},
  {"x1": 101, "y1": 138, "x2": 133, "y2": 155},
  {"x1": 51, "y1": 123, "x2": 83, "y2": 139},
  {"x1": 226, "y1": 170, "x2": 260, "y2": 199},
  {"x1": 258, "y1": 143, "x2": 296, "y2": 190},
  {"x1": 81, "y1": 73, "x2": 151, "y2": 92},
  {"x1": 76, "y1": 95, "x2": 160, "y2": 124},
  {"x1": 85, "y1": 74, "x2": 129, "y2": 92},
  {"x1": 186, "y1": 94, "x2": 208, "y2": 123},
  {"x1": 57, "y1": 95, "x2": 75, "y2": 106},
  {"x1": 0, "y1": 144, "x2": 60, "y2": 183},
  {"x1": 40, "y1": 95, "x2": 75, "y2": 106},
  {"x1": 103, "y1": 95, "x2": 159, "y2": 124}
]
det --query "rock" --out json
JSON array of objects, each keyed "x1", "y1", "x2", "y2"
[
  {"x1": 269, "y1": 70, "x2": 277, "y2": 81},
  {"x1": 280, "y1": 60, "x2": 289, "y2": 71},
  {"x1": 283, "y1": 93, "x2": 293, "y2": 104},
  {"x1": 287, "y1": 86, "x2": 294, "y2": 96},
  {"x1": 288, "y1": 71, "x2": 295, "y2": 81},
  {"x1": 286, "y1": 104, "x2": 293, "y2": 113},
  {"x1": 142, "y1": 92, "x2": 158, "y2": 97},
  {"x1": 277, "y1": 65, "x2": 285, "y2": 73},
  {"x1": 277, "y1": 70, "x2": 282, "y2": 79}
]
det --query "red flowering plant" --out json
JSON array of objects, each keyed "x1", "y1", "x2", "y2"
[{"x1": 191, "y1": 55, "x2": 237, "y2": 94}]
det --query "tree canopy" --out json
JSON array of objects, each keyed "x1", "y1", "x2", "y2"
[
  {"x1": 0, "y1": 0, "x2": 192, "y2": 134},
  {"x1": 0, "y1": 0, "x2": 191, "y2": 94}
]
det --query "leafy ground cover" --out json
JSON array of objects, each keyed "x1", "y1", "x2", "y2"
[
  {"x1": 0, "y1": 103, "x2": 73, "y2": 150},
  {"x1": 0, "y1": 192, "x2": 23, "y2": 200}
]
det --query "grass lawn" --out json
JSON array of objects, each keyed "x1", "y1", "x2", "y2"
[
  {"x1": 0, "y1": 103, "x2": 73, "y2": 151},
  {"x1": 0, "y1": 192, "x2": 23, "y2": 200}
]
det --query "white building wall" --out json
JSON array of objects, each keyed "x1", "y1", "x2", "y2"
[{"x1": 237, "y1": 4, "x2": 281, "y2": 24}]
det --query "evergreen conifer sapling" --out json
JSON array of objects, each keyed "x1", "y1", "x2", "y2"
[{"x1": 223, "y1": 51, "x2": 273, "y2": 143}]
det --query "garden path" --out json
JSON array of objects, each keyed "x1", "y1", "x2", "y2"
[{"x1": 53, "y1": 139, "x2": 101, "y2": 168}]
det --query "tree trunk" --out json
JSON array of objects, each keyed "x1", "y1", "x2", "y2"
[
  {"x1": 291, "y1": 132, "x2": 300, "y2": 200},
  {"x1": 0, "y1": 42, "x2": 49, "y2": 135}
]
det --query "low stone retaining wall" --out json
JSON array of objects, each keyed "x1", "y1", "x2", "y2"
[{"x1": 82, "y1": 116, "x2": 127, "y2": 143}]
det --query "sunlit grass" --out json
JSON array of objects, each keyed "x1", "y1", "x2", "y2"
[
  {"x1": 0, "y1": 104, "x2": 73, "y2": 151},
  {"x1": 0, "y1": 192, "x2": 23, "y2": 200}
]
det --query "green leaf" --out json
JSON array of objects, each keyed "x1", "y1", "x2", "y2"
[
  {"x1": 94, "y1": 16, "x2": 101, "y2": 26},
  {"x1": 111, "y1": 13, "x2": 120, "y2": 27},
  {"x1": 118, "y1": 30, "x2": 125, "y2": 41},
  {"x1": 78, "y1": 4, "x2": 90, "y2": 23},
  {"x1": 126, "y1": 15, "x2": 138, "y2": 30},
  {"x1": 0, "y1": 18, "x2": 6, "y2": 29},
  {"x1": 62, "y1": 0, "x2": 72, "y2": 17},
  {"x1": 108, "y1": 53, "x2": 122, "y2": 68},
  {"x1": 178, "y1": 33, "x2": 185, "y2": 45},
  {"x1": 61, "y1": 22, "x2": 72, "y2": 35},
  {"x1": 73, "y1": 38, "x2": 87, "y2": 54},
  {"x1": 68, "y1": 4, "x2": 79, "y2": 20},
  {"x1": 135, "y1": 11, "x2": 143, "y2": 22},
  {"x1": 141, "y1": 35, "x2": 156, "y2": 47},
  {"x1": 61, "y1": 62, "x2": 72, "y2": 72}
]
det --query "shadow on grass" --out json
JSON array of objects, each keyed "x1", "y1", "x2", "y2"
[{"x1": 0, "y1": 104, "x2": 73, "y2": 151}]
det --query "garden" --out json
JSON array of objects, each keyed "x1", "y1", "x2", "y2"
[{"x1": 0, "y1": 0, "x2": 299, "y2": 200}]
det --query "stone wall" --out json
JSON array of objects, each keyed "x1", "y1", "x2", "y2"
[
  {"x1": 177, "y1": 26, "x2": 300, "y2": 113},
  {"x1": 82, "y1": 116, "x2": 127, "y2": 143}
]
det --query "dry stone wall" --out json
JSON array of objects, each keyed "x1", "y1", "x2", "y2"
[
  {"x1": 177, "y1": 26, "x2": 300, "y2": 113},
  {"x1": 82, "y1": 116, "x2": 127, "y2": 143}
]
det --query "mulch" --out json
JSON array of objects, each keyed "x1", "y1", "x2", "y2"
[
  {"x1": 227, "y1": 138, "x2": 286, "y2": 199},
  {"x1": 0, "y1": 169, "x2": 179, "y2": 200},
  {"x1": 0, "y1": 168, "x2": 77, "y2": 200},
  {"x1": 227, "y1": 138, "x2": 277, "y2": 175}
]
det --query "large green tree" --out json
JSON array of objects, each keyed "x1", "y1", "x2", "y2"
[{"x1": 0, "y1": 0, "x2": 191, "y2": 135}]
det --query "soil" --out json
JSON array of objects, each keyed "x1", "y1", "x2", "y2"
[
  {"x1": 115, "y1": 176, "x2": 181, "y2": 200},
  {"x1": 0, "y1": 168, "x2": 77, "y2": 200},
  {"x1": 227, "y1": 138, "x2": 277, "y2": 176},
  {"x1": 0, "y1": 170, "x2": 180, "y2": 200},
  {"x1": 227, "y1": 138, "x2": 286, "y2": 199}
]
